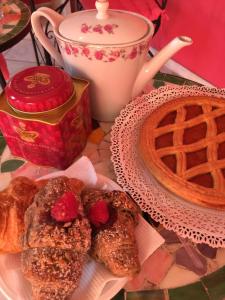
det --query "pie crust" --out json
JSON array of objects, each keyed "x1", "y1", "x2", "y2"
[{"x1": 138, "y1": 96, "x2": 225, "y2": 209}]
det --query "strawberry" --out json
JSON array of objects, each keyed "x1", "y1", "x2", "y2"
[
  {"x1": 51, "y1": 191, "x2": 79, "y2": 222},
  {"x1": 88, "y1": 200, "x2": 109, "y2": 227}
]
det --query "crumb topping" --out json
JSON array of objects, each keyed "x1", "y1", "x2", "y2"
[{"x1": 22, "y1": 176, "x2": 91, "y2": 300}]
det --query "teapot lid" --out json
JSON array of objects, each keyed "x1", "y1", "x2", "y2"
[{"x1": 58, "y1": 0, "x2": 153, "y2": 45}]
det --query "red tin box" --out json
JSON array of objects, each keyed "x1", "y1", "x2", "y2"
[{"x1": 0, "y1": 66, "x2": 92, "y2": 169}]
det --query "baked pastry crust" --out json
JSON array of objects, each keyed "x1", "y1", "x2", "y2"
[
  {"x1": 0, "y1": 177, "x2": 39, "y2": 253},
  {"x1": 138, "y1": 96, "x2": 225, "y2": 209},
  {"x1": 0, "y1": 176, "x2": 84, "y2": 254},
  {"x1": 81, "y1": 189, "x2": 141, "y2": 277},
  {"x1": 22, "y1": 176, "x2": 91, "y2": 300}
]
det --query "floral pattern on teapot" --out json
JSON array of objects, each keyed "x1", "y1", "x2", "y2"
[
  {"x1": 59, "y1": 41, "x2": 149, "y2": 63},
  {"x1": 81, "y1": 23, "x2": 119, "y2": 34}
]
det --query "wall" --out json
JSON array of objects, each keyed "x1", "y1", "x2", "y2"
[{"x1": 151, "y1": 0, "x2": 225, "y2": 87}]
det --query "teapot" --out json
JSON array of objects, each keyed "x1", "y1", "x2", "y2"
[{"x1": 31, "y1": 0, "x2": 192, "y2": 121}]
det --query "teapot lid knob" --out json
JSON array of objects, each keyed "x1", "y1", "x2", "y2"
[{"x1": 95, "y1": 0, "x2": 109, "y2": 19}]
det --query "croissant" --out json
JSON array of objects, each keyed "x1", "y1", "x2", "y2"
[
  {"x1": 0, "y1": 176, "x2": 39, "y2": 253},
  {"x1": 81, "y1": 189, "x2": 141, "y2": 277},
  {"x1": 21, "y1": 176, "x2": 91, "y2": 300}
]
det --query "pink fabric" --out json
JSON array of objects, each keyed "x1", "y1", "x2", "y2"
[
  {"x1": 80, "y1": 0, "x2": 164, "y2": 21},
  {"x1": 151, "y1": 0, "x2": 225, "y2": 87},
  {"x1": 0, "y1": 54, "x2": 9, "y2": 81}
]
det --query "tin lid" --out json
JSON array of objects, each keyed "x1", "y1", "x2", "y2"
[
  {"x1": 58, "y1": 0, "x2": 152, "y2": 45},
  {"x1": 5, "y1": 66, "x2": 74, "y2": 113}
]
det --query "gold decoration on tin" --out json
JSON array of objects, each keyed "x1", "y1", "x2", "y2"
[
  {"x1": 24, "y1": 73, "x2": 51, "y2": 88},
  {"x1": 13, "y1": 122, "x2": 39, "y2": 143}
]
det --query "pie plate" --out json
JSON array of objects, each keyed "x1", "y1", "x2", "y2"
[
  {"x1": 0, "y1": 156, "x2": 164, "y2": 300},
  {"x1": 111, "y1": 85, "x2": 225, "y2": 248}
]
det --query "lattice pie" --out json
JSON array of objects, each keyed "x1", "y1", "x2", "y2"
[{"x1": 138, "y1": 96, "x2": 225, "y2": 209}]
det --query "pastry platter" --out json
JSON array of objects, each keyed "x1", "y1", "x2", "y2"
[
  {"x1": 0, "y1": 157, "x2": 164, "y2": 300},
  {"x1": 111, "y1": 85, "x2": 225, "y2": 248}
]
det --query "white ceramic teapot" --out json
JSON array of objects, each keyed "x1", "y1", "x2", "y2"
[{"x1": 31, "y1": 0, "x2": 192, "y2": 121}]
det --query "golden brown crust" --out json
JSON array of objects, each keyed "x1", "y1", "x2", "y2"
[
  {"x1": 0, "y1": 177, "x2": 39, "y2": 253},
  {"x1": 7, "y1": 177, "x2": 38, "y2": 203},
  {"x1": 0, "y1": 176, "x2": 85, "y2": 254},
  {"x1": 81, "y1": 189, "x2": 141, "y2": 224},
  {"x1": 35, "y1": 178, "x2": 84, "y2": 195},
  {"x1": 22, "y1": 176, "x2": 91, "y2": 300},
  {"x1": 92, "y1": 211, "x2": 140, "y2": 277},
  {"x1": 22, "y1": 247, "x2": 85, "y2": 290},
  {"x1": 81, "y1": 189, "x2": 140, "y2": 277},
  {"x1": 138, "y1": 96, "x2": 225, "y2": 209},
  {"x1": 69, "y1": 178, "x2": 85, "y2": 194}
]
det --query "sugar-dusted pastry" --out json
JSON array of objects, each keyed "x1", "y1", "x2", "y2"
[
  {"x1": 81, "y1": 188, "x2": 141, "y2": 277},
  {"x1": 0, "y1": 177, "x2": 39, "y2": 253},
  {"x1": 21, "y1": 176, "x2": 91, "y2": 300},
  {"x1": 138, "y1": 96, "x2": 225, "y2": 209}
]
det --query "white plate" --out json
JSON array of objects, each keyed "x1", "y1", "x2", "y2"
[{"x1": 0, "y1": 157, "x2": 164, "y2": 300}]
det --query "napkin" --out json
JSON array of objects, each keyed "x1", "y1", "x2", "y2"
[
  {"x1": 38, "y1": 156, "x2": 98, "y2": 186},
  {"x1": 0, "y1": 156, "x2": 164, "y2": 300}
]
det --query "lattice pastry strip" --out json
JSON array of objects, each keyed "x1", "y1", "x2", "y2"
[
  {"x1": 173, "y1": 106, "x2": 186, "y2": 177},
  {"x1": 203, "y1": 104, "x2": 224, "y2": 192},
  {"x1": 138, "y1": 96, "x2": 225, "y2": 209}
]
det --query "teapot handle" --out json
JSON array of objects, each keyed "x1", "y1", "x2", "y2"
[{"x1": 31, "y1": 7, "x2": 64, "y2": 66}]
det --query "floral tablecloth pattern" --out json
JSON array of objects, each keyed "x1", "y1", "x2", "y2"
[{"x1": 1, "y1": 72, "x2": 225, "y2": 300}]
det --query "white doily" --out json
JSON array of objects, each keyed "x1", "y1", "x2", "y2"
[{"x1": 111, "y1": 85, "x2": 225, "y2": 248}]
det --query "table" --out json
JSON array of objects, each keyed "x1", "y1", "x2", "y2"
[
  {"x1": 0, "y1": 0, "x2": 31, "y2": 88},
  {"x1": 0, "y1": 72, "x2": 225, "y2": 300}
]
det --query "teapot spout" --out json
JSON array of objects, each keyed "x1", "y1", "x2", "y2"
[{"x1": 132, "y1": 36, "x2": 193, "y2": 98}]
